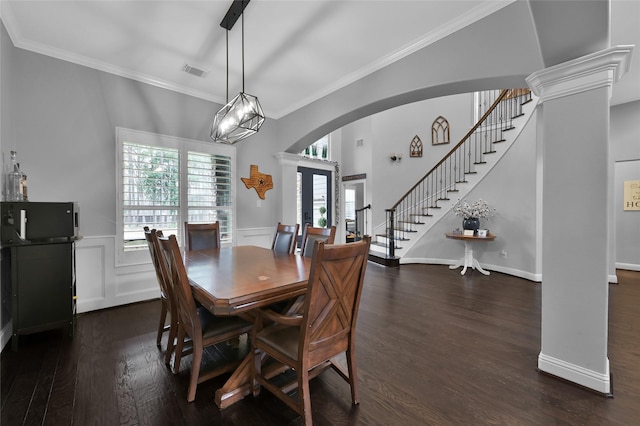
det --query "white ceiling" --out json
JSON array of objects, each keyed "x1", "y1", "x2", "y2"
[{"x1": 1, "y1": 0, "x2": 638, "y2": 119}]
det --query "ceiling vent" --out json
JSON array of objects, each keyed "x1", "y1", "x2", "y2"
[{"x1": 182, "y1": 64, "x2": 207, "y2": 78}]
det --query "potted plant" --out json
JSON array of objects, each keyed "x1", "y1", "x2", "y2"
[
  {"x1": 317, "y1": 206, "x2": 327, "y2": 227},
  {"x1": 453, "y1": 199, "x2": 495, "y2": 232}
]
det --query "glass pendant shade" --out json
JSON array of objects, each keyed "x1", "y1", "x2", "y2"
[{"x1": 211, "y1": 92, "x2": 265, "y2": 144}]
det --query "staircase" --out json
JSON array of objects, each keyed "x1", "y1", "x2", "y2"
[{"x1": 369, "y1": 89, "x2": 536, "y2": 266}]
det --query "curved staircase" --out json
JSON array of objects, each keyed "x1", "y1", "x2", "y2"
[{"x1": 369, "y1": 89, "x2": 537, "y2": 266}]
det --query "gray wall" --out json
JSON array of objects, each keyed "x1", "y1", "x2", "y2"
[
  {"x1": 612, "y1": 100, "x2": 640, "y2": 269},
  {"x1": 4, "y1": 38, "x2": 225, "y2": 236}
]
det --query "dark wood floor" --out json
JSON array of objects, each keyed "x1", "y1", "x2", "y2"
[{"x1": 2, "y1": 265, "x2": 639, "y2": 425}]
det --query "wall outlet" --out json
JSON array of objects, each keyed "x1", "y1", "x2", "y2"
[{"x1": 501, "y1": 250, "x2": 507, "y2": 259}]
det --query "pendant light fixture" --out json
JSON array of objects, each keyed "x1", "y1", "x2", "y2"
[{"x1": 211, "y1": 0, "x2": 264, "y2": 144}]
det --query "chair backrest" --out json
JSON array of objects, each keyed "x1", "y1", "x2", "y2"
[
  {"x1": 158, "y1": 234, "x2": 201, "y2": 337},
  {"x1": 300, "y1": 236, "x2": 371, "y2": 367},
  {"x1": 271, "y1": 222, "x2": 300, "y2": 254},
  {"x1": 184, "y1": 221, "x2": 221, "y2": 251},
  {"x1": 144, "y1": 227, "x2": 168, "y2": 299},
  {"x1": 300, "y1": 224, "x2": 336, "y2": 257}
]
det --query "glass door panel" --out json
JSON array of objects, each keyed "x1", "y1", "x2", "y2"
[{"x1": 297, "y1": 166, "x2": 332, "y2": 244}]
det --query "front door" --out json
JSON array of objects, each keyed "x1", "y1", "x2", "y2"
[{"x1": 297, "y1": 166, "x2": 332, "y2": 244}]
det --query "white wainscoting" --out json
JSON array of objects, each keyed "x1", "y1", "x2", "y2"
[
  {"x1": 76, "y1": 236, "x2": 159, "y2": 313},
  {"x1": 75, "y1": 228, "x2": 275, "y2": 314},
  {"x1": 235, "y1": 227, "x2": 275, "y2": 249}
]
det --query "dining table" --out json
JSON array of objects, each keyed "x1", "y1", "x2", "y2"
[{"x1": 184, "y1": 245, "x2": 312, "y2": 409}]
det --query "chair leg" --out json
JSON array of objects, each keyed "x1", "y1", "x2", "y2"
[
  {"x1": 299, "y1": 369, "x2": 313, "y2": 426},
  {"x1": 251, "y1": 348, "x2": 262, "y2": 396},
  {"x1": 173, "y1": 326, "x2": 186, "y2": 374},
  {"x1": 164, "y1": 313, "x2": 178, "y2": 365},
  {"x1": 187, "y1": 340, "x2": 202, "y2": 403},
  {"x1": 346, "y1": 348, "x2": 360, "y2": 404},
  {"x1": 156, "y1": 301, "x2": 168, "y2": 347}
]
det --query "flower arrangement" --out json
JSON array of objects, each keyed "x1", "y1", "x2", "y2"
[{"x1": 453, "y1": 199, "x2": 496, "y2": 219}]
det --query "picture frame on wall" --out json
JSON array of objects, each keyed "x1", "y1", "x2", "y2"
[
  {"x1": 410, "y1": 135, "x2": 423, "y2": 157},
  {"x1": 432, "y1": 115, "x2": 450, "y2": 145}
]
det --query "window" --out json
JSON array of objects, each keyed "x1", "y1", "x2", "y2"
[
  {"x1": 300, "y1": 135, "x2": 330, "y2": 160},
  {"x1": 117, "y1": 128, "x2": 235, "y2": 265},
  {"x1": 345, "y1": 188, "x2": 356, "y2": 221}
]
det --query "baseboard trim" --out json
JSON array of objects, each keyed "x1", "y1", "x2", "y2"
[
  {"x1": 538, "y1": 352, "x2": 611, "y2": 395},
  {"x1": 615, "y1": 262, "x2": 640, "y2": 272},
  {"x1": 400, "y1": 258, "x2": 542, "y2": 282}
]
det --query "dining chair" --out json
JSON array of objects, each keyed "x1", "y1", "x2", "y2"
[
  {"x1": 157, "y1": 234, "x2": 253, "y2": 402},
  {"x1": 299, "y1": 224, "x2": 336, "y2": 257},
  {"x1": 271, "y1": 222, "x2": 300, "y2": 254},
  {"x1": 251, "y1": 236, "x2": 371, "y2": 426},
  {"x1": 144, "y1": 226, "x2": 178, "y2": 364},
  {"x1": 184, "y1": 221, "x2": 221, "y2": 250}
]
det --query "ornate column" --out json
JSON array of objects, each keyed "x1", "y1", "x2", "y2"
[{"x1": 526, "y1": 46, "x2": 633, "y2": 394}]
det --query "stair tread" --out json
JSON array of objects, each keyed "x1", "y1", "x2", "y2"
[
  {"x1": 371, "y1": 241, "x2": 404, "y2": 250},
  {"x1": 375, "y1": 234, "x2": 409, "y2": 241}
]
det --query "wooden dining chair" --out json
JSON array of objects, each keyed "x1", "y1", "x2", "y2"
[
  {"x1": 184, "y1": 221, "x2": 221, "y2": 250},
  {"x1": 144, "y1": 227, "x2": 178, "y2": 364},
  {"x1": 299, "y1": 223, "x2": 336, "y2": 257},
  {"x1": 271, "y1": 222, "x2": 300, "y2": 254},
  {"x1": 157, "y1": 234, "x2": 253, "y2": 402},
  {"x1": 251, "y1": 236, "x2": 371, "y2": 426}
]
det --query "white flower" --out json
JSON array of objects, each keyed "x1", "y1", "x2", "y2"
[{"x1": 453, "y1": 199, "x2": 496, "y2": 219}]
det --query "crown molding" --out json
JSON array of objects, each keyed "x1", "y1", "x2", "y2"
[
  {"x1": 2, "y1": 0, "x2": 516, "y2": 119},
  {"x1": 276, "y1": 0, "x2": 516, "y2": 118},
  {"x1": 526, "y1": 45, "x2": 634, "y2": 103}
]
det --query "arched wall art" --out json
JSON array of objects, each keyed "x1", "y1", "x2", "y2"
[{"x1": 432, "y1": 115, "x2": 450, "y2": 145}]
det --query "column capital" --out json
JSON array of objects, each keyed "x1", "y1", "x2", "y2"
[
  {"x1": 274, "y1": 152, "x2": 301, "y2": 167},
  {"x1": 526, "y1": 45, "x2": 634, "y2": 103}
]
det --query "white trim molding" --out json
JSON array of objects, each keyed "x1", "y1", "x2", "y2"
[
  {"x1": 526, "y1": 45, "x2": 634, "y2": 103},
  {"x1": 76, "y1": 236, "x2": 159, "y2": 313},
  {"x1": 538, "y1": 352, "x2": 611, "y2": 395}
]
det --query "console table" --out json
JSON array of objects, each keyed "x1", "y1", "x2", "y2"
[{"x1": 445, "y1": 232, "x2": 496, "y2": 276}]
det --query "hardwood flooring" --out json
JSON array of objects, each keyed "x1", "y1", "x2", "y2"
[{"x1": 2, "y1": 265, "x2": 639, "y2": 425}]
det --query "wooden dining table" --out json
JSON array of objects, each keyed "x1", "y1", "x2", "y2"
[{"x1": 184, "y1": 245, "x2": 312, "y2": 409}]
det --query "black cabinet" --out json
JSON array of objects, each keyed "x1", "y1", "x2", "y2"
[{"x1": 2, "y1": 241, "x2": 76, "y2": 351}]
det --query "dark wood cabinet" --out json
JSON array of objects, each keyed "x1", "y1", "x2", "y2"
[{"x1": 2, "y1": 241, "x2": 76, "y2": 351}]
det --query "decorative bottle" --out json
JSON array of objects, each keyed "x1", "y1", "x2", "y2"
[
  {"x1": 7, "y1": 151, "x2": 22, "y2": 201},
  {"x1": 19, "y1": 164, "x2": 28, "y2": 201}
]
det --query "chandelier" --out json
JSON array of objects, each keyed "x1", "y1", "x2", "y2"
[{"x1": 211, "y1": 0, "x2": 264, "y2": 144}]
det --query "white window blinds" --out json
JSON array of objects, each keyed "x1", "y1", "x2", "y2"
[{"x1": 117, "y1": 128, "x2": 235, "y2": 262}]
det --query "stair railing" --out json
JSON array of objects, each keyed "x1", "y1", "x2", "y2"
[
  {"x1": 354, "y1": 204, "x2": 371, "y2": 242},
  {"x1": 383, "y1": 89, "x2": 531, "y2": 258}
]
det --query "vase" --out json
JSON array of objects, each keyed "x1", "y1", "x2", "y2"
[{"x1": 462, "y1": 217, "x2": 480, "y2": 232}]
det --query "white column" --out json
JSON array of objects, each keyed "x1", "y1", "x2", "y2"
[
  {"x1": 274, "y1": 152, "x2": 300, "y2": 226},
  {"x1": 526, "y1": 46, "x2": 633, "y2": 394}
]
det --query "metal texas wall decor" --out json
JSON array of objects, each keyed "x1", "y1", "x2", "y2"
[{"x1": 241, "y1": 164, "x2": 273, "y2": 200}]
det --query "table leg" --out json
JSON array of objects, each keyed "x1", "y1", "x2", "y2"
[
  {"x1": 449, "y1": 259, "x2": 464, "y2": 270},
  {"x1": 450, "y1": 241, "x2": 490, "y2": 276},
  {"x1": 215, "y1": 353, "x2": 253, "y2": 409},
  {"x1": 214, "y1": 351, "x2": 292, "y2": 409},
  {"x1": 472, "y1": 258, "x2": 491, "y2": 275}
]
